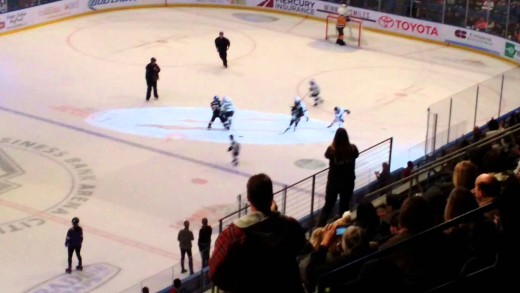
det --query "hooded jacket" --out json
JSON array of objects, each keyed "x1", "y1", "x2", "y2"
[{"x1": 210, "y1": 211, "x2": 306, "y2": 293}]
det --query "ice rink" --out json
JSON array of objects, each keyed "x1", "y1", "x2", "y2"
[{"x1": 0, "y1": 6, "x2": 517, "y2": 293}]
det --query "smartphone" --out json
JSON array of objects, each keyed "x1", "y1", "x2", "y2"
[{"x1": 335, "y1": 226, "x2": 347, "y2": 236}]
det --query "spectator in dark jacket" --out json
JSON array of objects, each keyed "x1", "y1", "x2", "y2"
[
  {"x1": 209, "y1": 173, "x2": 306, "y2": 293},
  {"x1": 198, "y1": 217, "x2": 212, "y2": 269},
  {"x1": 317, "y1": 128, "x2": 359, "y2": 227},
  {"x1": 65, "y1": 217, "x2": 83, "y2": 273}
]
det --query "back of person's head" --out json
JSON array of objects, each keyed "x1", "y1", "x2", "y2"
[
  {"x1": 355, "y1": 202, "x2": 379, "y2": 229},
  {"x1": 142, "y1": 287, "x2": 149, "y2": 293},
  {"x1": 247, "y1": 173, "x2": 274, "y2": 214},
  {"x1": 475, "y1": 173, "x2": 500, "y2": 199},
  {"x1": 333, "y1": 127, "x2": 350, "y2": 147},
  {"x1": 173, "y1": 278, "x2": 181, "y2": 288},
  {"x1": 399, "y1": 196, "x2": 434, "y2": 234},
  {"x1": 453, "y1": 160, "x2": 479, "y2": 189},
  {"x1": 444, "y1": 187, "x2": 479, "y2": 221},
  {"x1": 386, "y1": 193, "x2": 403, "y2": 211},
  {"x1": 341, "y1": 225, "x2": 369, "y2": 256},
  {"x1": 184, "y1": 220, "x2": 190, "y2": 229},
  {"x1": 202, "y1": 217, "x2": 208, "y2": 225}
]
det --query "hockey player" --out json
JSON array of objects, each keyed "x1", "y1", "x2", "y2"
[
  {"x1": 336, "y1": 4, "x2": 351, "y2": 46},
  {"x1": 65, "y1": 217, "x2": 83, "y2": 274},
  {"x1": 208, "y1": 95, "x2": 222, "y2": 129},
  {"x1": 220, "y1": 96, "x2": 235, "y2": 130},
  {"x1": 228, "y1": 134, "x2": 240, "y2": 166},
  {"x1": 309, "y1": 80, "x2": 323, "y2": 106},
  {"x1": 294, "y1": 96, "x2": 309, "y2": 121},
  {"x1": 284, "y1": 102, "x2": 305, "y2": 133},
  {"x1": 328, "y1": 106, "x2": 351, "y2": 128}
]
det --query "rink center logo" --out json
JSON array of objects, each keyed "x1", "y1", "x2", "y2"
[
  {"x1": 86, "y1": 107, "x2": 333, "y2": 145},
  {"x1": 24, "y1": 263, "x2": 120, "y2": 293},
  {"x1": 0, "y1": 138, "x2": 96, "y2": 235}
]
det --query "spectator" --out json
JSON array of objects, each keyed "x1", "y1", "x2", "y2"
[
  {"x1": 198, "y1": 217, "x2": 212, "y2": 269},
  {"x1": 402, "y1": 161, "x2": 414, "y2": 178},
  {"x1": 170, "y1": 278, "x2": 181, "y2": 293},
  {"x1": 209, "y1": 173, "x2": 306, "y2": 293},
  {"x1": 305, "y1": 224, "x2": 372, "y2": 292},
  {"x1": 178, "y1": 220, "x2": 194, "y2": 275},
  {"x1": 472, "y1": 173, "x2": 501, "y2": 223},
  {"x1": 374, "y1": 162, "x2": 392, "y2": 191},
  {"x1": 353, "y1": 201, "x2": 391, "y2": 244},
  {"x1": 299, "y1": 227, "x2": 324, "y2": 292},
  {"x1": 317, "y1": 128, "x2": 359, "y2": 227},
  {"x1": 379, "y1": 196, "x2": 457, "y2": 290},
  {"x1": 443, "y1": 186, "x2": 499, "y2": 274}
]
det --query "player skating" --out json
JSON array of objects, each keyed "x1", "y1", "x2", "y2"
[
  {"x1": 283, "y1": 102, "x2": 305, "y2": 133},
  {"x1": 220, "y1": 96, "x2": 235, "y2": 130},
  {"x1": 309, "y1": 80, "x2": 323, "y2": 106},
  {"x1": 294, "y1": 96, "x2": 309, "y2": 121},
  {"x1": 327, "y1": 106, "x2": 351, "y2": 128},
  {"x1": 208, "y1": 95, "x2": 223, "y2": 129},
  {"x1": 228, "y1": 134, "x2": 240, "y2": 166}
]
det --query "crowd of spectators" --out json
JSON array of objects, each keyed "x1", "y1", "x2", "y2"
[{"x1": 205, "y1": 111, "x2": 520, "y2": 293}]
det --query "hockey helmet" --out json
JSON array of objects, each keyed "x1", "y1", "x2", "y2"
[
  {"x1": 339, "y1": 4, "x2": 348, "y2": 15},
  {"x1": 72, "y1": 217, "x2": 80, "y2": 225},
  {"x1": 213, "y1": 95, "x2": 219, "y2": 101},
  {"x1": 294, "y1": 96, "x2": 301, "y2": 103},
  {"x1": 334, "y1": 106, "x2": 339, "y2": 112},
  {"x1": 223, "y1": 96, "x2": 231, "y2": 102}
]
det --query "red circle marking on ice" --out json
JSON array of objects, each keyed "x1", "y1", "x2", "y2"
[{"x1": 191, "y1": 178, "x2": 208, "y2": 184}]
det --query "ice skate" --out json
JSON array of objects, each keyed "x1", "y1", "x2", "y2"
[
  {"x1": 207, "y1": 123, "x2": 212, "y2": 129},
  {"x1": 65, "y1": 268, "x2": 72, "y2": 274}
]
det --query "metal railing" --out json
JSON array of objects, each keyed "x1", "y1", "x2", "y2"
[{"x1": 217, "y1": 137, "x2": 394, "y2": 233}]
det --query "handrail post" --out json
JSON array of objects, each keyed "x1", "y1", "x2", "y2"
[
  {"x1": 237, "y1": 194, "x2": 242, "y2": 217},
  {"x1": 447, "y1": 98, "x2": 453, "y2": 144},
  {"x1": 310, "y1": 175, "x2": 316, "y2": 221},
  {"x1": 282, "y1": 185, "x2": 287, "y2": 215},
  {"x1": 474, "y1": 85, "x2": 479, "y2": 127},
  {"x1": 499, "y1": 74, "x2": 504, "y2": 117}
]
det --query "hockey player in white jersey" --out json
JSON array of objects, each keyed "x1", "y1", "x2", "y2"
[
  {"x1": 328, "y1": 106, "x2": 351, "y2": 128},
  {"x1": 220, "y1": 96, "x2": 235, "y2": 130},
  {"x1": 309, "y1": 79, "x2": 323, "y2": 106},
  {"x1": 294, "y1": 96, "x2": 309, "y2": 121},
  {"x1": 227, "y1": 134, "x2": 240, "y2": 166}
]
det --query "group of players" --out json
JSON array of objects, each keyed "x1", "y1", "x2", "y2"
[
  {"x1": 284, "y1": 79, "x2": 351, "y2": 133},
  {"x1": 207, "y1": 79, "x2": 351, "y2": 135},
  {"x1": 208, "y1": 79, "x2": 351, "y2": 166}
]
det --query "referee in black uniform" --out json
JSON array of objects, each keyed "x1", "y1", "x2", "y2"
[{"x1": 214, "y1": 31, "x2": 230, "y2": 68}]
